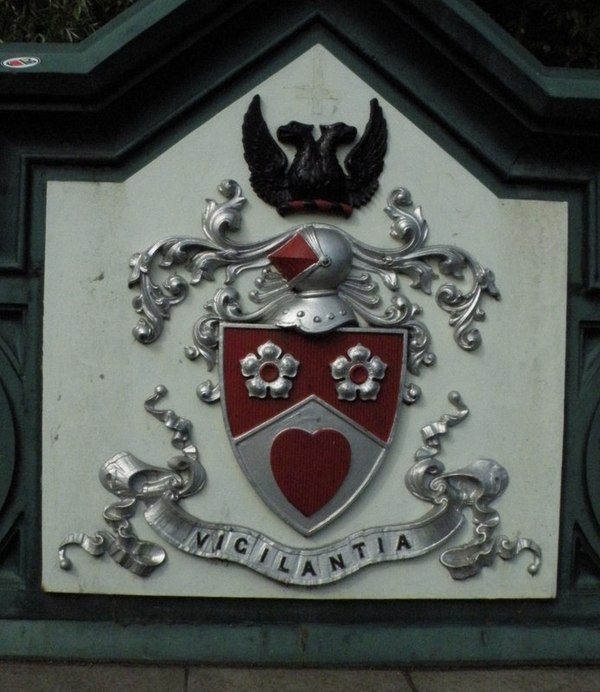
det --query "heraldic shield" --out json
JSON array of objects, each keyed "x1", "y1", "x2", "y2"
[{"x1": 221, "y1": 324, "x2": 406, "y2": 535}]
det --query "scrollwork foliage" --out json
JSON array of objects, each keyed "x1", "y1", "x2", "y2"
[
  {"x1": 406, "y1": 391, "x2": 541, "y2": 579},
  {"x1": 59, "y1": 387, "x2": 206, "y2": 575},
  {"x1": 128, "y1": 180, "x2": 500, "y2": 398}
]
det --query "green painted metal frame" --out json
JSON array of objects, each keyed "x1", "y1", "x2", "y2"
[{"x1": 1, "y1": 0, "x2": 599, "y2": 665}]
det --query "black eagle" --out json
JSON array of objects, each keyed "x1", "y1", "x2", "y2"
[{"x1": 242, "y1": 95, "x2": 387, "y2": 217}]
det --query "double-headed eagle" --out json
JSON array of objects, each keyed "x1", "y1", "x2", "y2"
[{"x1": 242, "y1": 95, "x2": 387, "y2": 217}]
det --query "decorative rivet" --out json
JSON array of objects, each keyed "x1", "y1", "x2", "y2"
[{"x1": 314, "y1": 316, "x2": 322, "y2": 323}]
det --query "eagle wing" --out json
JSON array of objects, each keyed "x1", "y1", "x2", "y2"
[
  {"x1": 242, "y1": 95, "x2": 290, "y2": 206},
  {"x1": 344, "y1": 98, "x2": 387, "y2": 208}
]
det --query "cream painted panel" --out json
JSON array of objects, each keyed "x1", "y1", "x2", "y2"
[{"x1": 42, "y1": 47, "x2": 567, "y2": 598}]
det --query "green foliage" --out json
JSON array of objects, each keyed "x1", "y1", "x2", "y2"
[
  {"x1": 2, "y1": 0, "x2": 600, "y2": 69},
  {"x1": 474, "y1": 0, "x2": 600, "y2": 68},
  {"x1": 0, "y1": 0, "x2": 138, "y2": 43}
]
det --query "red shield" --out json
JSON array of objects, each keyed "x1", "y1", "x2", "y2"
[{"x1": 221, "y1": 324, "x2": 406, "y2": 534}]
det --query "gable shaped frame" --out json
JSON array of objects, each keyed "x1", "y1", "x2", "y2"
[{"x1": 1, "y1": 0, "x2": 600, "y2": 665}]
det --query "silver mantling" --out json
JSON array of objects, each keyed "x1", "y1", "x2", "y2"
[
  {"x1": 59, "y1": 389, "x2": 541, "y2": 585},
  {"x1": 128, "y1": 181, "x2": 500, "y2": 403}
]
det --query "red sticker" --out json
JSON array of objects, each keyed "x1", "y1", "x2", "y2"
[{"x1": 2, "y1": 57, "x2": 40, "y2": 69}]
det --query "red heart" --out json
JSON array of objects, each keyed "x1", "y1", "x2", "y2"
[{"x1": 270, "y1": 428, "x2": 351, "y2": 517}]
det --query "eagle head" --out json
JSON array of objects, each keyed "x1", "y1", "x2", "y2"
[
  {"x1": 318, "y1": 122, "x2": 357, "y2": 147},
  {"x1": 276, "y1": 121, "x2": 314, "y2": 145}
]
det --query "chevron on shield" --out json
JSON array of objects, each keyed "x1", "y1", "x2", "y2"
[{"x1": 221, "y1": 324, "x2": 406, "y2": 535}]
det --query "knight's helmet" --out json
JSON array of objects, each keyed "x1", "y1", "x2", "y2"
[{"x1": 267, "y1": 225, "x2": 358, "y2": 334}]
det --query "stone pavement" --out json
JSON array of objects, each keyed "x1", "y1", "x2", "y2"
[{"x1": 2, "y1": 664, "x2": 600, "y2": 691}]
